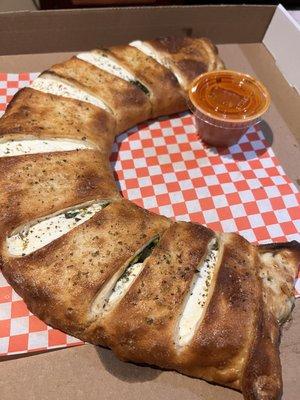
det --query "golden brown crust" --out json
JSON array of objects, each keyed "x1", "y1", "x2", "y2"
[
  {"x1": 103, "y1": 45, "x2": 187, "y2": 117},
  {"x1": 242, "y1": 302, "x2": 282, "y2": 400},
  {"x1": 0, "y1": 37, "x2": 296, "y2": 400},
  {"x1": 49, "y1": 57, "x2": 152, "y2": 133},
  {"x1": 144, "y1": 36, "x2": 225, "y2": 90},
  {"x1": 178, "y1": 233, "x2": 261, "y2": 388},
  {"x1": 98, "y1": 222, "x2": 214, "y2": 366},
  {"x1": 1, "y1": 199, "x2": 170, "y2": 341},
  {"x1": 0, "y1": 150, "x2": 119, "y2": 241},
  {"x1": 0, "y1": 87, "x2": 116, "y2": 152}
]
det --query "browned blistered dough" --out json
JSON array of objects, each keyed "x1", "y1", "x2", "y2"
[
  {"x1": 49, "y1": 57, "x2": 152, "y2": 133},
  {"x1": 99, "y1": 222, "x2": 215, "y2": 361},
  {"x1": 100, "y1": 45, "x2": 187, "y2": 117},
  {"x1": 1, "y1": 199, "x2": 170, "y2": 342},
  {"x1": 0, "y1": 150, "x2": 119, "y2": 243},
  {"x1": 179, "y1": 233, "x2": 264, "y2": 389},
  {"x1": 0, "y1": 87, "x2": 116, "y2": 152},
  {"x1": 0, "y1": 37, "x2": 298, "y2": 400},
  {"x1": 139, "y1": 37, "x2": 225, "y2": 90}
]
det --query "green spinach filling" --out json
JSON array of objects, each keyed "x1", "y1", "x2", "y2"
[
  {"x1": 116, "y1": 236, "x2": 159, "y2": 284},
  {"x1": 129, "y1": 79, "x2": 150, "y2": 96},
  {"x1": 64, "y1": 202, "x2": 109, "y2": 220},
  {"x1": 131, "y1": 236, "x2": 159, "y2": 265}
]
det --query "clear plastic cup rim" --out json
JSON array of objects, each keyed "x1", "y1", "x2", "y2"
[{"x1": 188, "y1": 70, "x2": 271, "y2": 125}]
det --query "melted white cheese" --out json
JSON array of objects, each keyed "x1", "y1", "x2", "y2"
[
  {"x1": 91, "y1": 238, "x2": 158, "y2": 316},
  {"x1": 77, "y1": 51, "x2": 136, "y2": 83},
  {"x1": 103, "y1": 262, "x2": 144, "y2": 312},
  {"x1": 177, "y1": 239, "x2": 218, "y2": 346},
  {"x1": 0, "y1": 139, "x2": 94, "y2": 157},
  {"x1": 7, "y1": 202, "x2": 106, "y2": 256},
  {"x1": 31, "y1": 74, "x2": 109, "y2": 110},
  {"x1": 91, "y1": 260, "x2": 144, "y2": 317}
]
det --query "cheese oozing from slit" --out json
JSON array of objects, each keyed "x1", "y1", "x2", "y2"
[
  {"x1": 91, "y1": 237, "x2": 158, "y2": 316},
  {"x1": 104, "y1": 262, "x2": 144, "y2": 309},
  {"x1": 31, "y1": 74, "x2": 110, "y2": 111},
  {"x1": 0, "y1": 139, "x2": 94, "y2": 157},
  {"x1": 177, "y1": 238, "x2": 219, "y2": 347},
  {"x1": 77, "y1": 51, "x2": 136, "y2": 83},
  {"x1": 7, "y1": 201, "x2": 108, "y2": 257},
  {"x1": 77, "y1": 51, "x2": 149, "y2": 95}
]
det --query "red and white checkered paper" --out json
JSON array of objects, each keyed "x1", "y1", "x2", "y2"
[{"x1": 0, "y1": 72, "x2": 299, "y2": 357}]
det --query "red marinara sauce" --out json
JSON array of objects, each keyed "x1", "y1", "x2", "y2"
[{"x1": 189, "y1": 70, "x2": 271, "y2": 147}]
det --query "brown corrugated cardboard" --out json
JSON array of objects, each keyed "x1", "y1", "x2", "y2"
[
  {"x1": 263, "y1": 4, "x2": 300, "y2": 94},
  {"x1": 0, "y1": 5, "x2": 299, "y2": 400},
  {"x1": 0, "y1": 5, "x2": 275, "y2": 54},
  {"x1": 0, "y1": 305, "x2": 299, "y2": 400}
]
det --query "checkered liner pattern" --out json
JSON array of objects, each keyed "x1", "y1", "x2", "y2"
[{"x1": 0, "y1": 73, "x2": 299, "y2": 357}]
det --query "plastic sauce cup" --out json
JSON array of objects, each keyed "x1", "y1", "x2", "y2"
[{"x1": 188, "y1": 70, "x2": 271, "y2": 147}]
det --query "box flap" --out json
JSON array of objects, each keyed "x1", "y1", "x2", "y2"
[
  {"x1": 0, "y1": 5, "x2": 275, "y2": 55},
  {"x1": 263, "y1": 4, "x2": 300, "y2": 94}
]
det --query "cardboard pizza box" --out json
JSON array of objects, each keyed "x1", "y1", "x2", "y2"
[{"x1": 0, "y1": 4, "x2": 299, "y2": 400}]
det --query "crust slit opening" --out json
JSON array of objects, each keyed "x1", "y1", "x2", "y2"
[
  {"x1": 90, "y1": 235, "x2": 159, "y2": 317},
  {"x1": 77, "y1": 50, "x2": 150, "y2": 96},
  {"x1": 6, "y1": 200, "x2": 111, "y2": 257},
  {"x1": 130, "y1": 41, "x2": 182, "y2": 86},
  {"x1": 31, "y1": 73, "x2": 112, "y2": 112},
  {"x1": 0, "y1": 138, "x2": 96, "y2": 158},
  {"x1": 175, "y1": 236, "x2": 222, "y2": 348}
]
